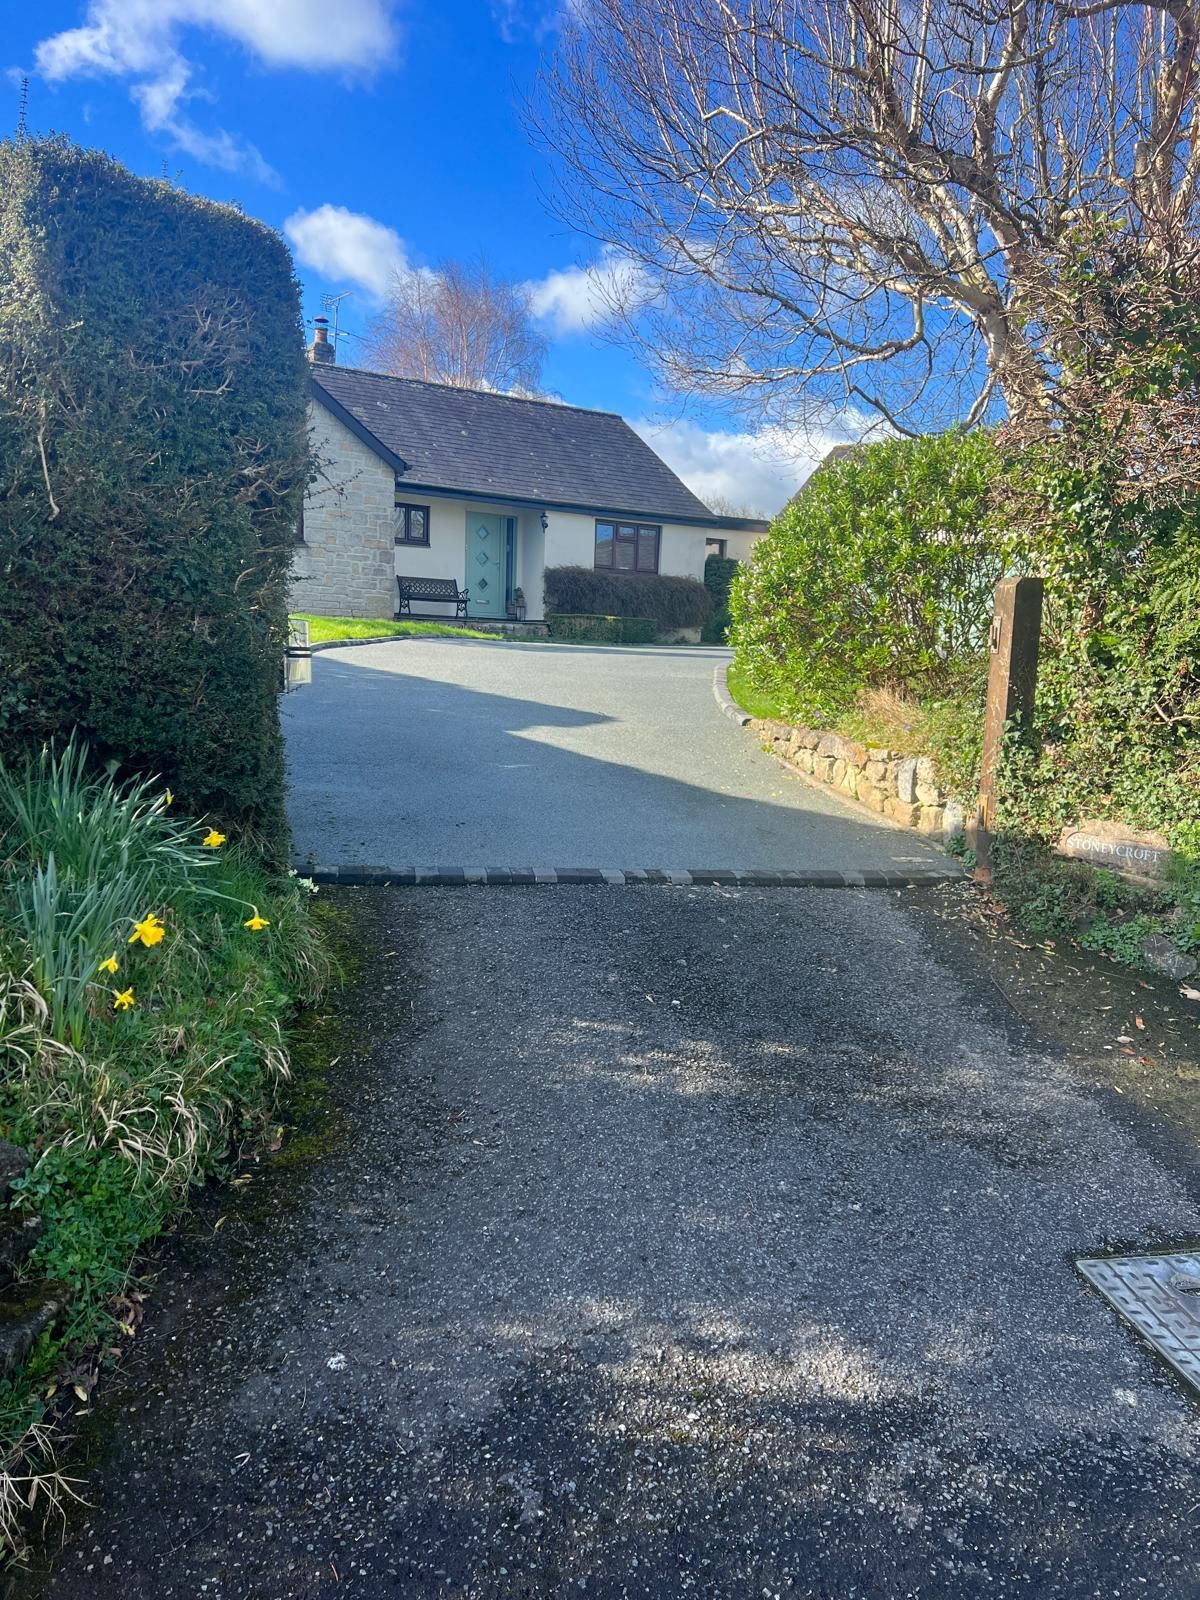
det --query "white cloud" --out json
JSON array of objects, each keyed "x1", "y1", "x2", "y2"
[
  {"x1": 284, "y1": 204, "x2": 412, "y2": 301},
  {"x1": 490, "y1": 0, "x2": 571, "y2": 44},
  {"x1": 130, "y1": 65, "x2": 278, "y2": 183},
  {"x1": 35, "y1": 0, "x2": 397, "y2": 180},
  {"x1": 527, "y1": 250, "x2": 652, "y2": 335},
  {"x1": 631, "y1": 417, "x2": 870, "y2": 518}
]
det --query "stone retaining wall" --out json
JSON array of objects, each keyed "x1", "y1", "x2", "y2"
[{"x1": 753, "y1": 720, "x2": 966, "y2": 845}]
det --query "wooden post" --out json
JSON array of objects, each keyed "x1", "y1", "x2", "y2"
[{"x1": 972, "y1": 577, "x2": 1044, "y2": 885}]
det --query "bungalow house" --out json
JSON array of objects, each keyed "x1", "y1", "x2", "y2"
[{"x1": 292, "y1": 323, "x2": 768, "y2": 624}]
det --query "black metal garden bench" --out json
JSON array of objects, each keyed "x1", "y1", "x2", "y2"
[{"x1": 395, "y1": 575, "x2": 470, "y2": 619}]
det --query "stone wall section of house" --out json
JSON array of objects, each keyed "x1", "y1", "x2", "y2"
[
  {"x1": 291, "y1": 403, "x2": 397, "y2": 619},
  {"x1": 754, "y1": 719, "x2": 967, "y2": 844}
]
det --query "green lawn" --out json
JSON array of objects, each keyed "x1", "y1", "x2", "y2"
[
  {"x1": 725, "y1": 662, "x2": 790, "y2": 721},
  {"x1": 291, "y1": 613, "x2": 498, "y2": 644}
]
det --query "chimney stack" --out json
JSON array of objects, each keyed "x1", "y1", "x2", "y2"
[{"x1": 308, "y1": 315, "x2": 335, "y2": 364}]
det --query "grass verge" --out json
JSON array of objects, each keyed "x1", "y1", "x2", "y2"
[
  {"x1": 291, "y1": 613, "x2": 498, "y2": 644},
  {"x1": 727, "y1": 664, "x2": 984, "y2": 793},
  {"x1": 0, "y1": 741, "x2": 329, "y2": 1554},
  {"x1": 724, "y1": 663, "x2": 790, "y2": 722}
]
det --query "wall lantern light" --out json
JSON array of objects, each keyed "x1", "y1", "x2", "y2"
[{"x1": 540, "y1": 509, "x2": 549, "y2": 533}]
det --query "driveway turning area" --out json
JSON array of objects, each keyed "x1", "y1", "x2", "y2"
[{"x1": 283, "y1": 639, "x2": 950, "y2": 876}]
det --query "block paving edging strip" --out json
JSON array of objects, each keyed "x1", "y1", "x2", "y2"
[
  {"x1": 711, "y1": 663, "x2": 753, "y2": 726},
  {"x1": 295, "y1": 864, "x2": 962, "y2": 888},
  {"x1": 308, "y1": 636, "x2": 409, "y2": 654}
]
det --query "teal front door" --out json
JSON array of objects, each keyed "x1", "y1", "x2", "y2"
[{"x1": 465, "y1": 512, "x2": 514, "y2": 619}]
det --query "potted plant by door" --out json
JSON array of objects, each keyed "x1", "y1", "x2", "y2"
[{"x1": 509, "y1": 587, "x2": 527, "y2": 623}]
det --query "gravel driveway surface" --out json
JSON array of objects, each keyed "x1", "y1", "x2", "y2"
[
  {"x1": 20, "y1": 886, "x2": 1200, "y2": 1600},
  {"x1": 282, "y1": 640, "x2": 949, "y2": 876}
]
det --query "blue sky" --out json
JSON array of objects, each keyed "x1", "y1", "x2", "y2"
[{"x1": 6, "y1": 0, "x2": 839, "y2": 512}]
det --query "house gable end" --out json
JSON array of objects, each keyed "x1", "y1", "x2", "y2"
[{"x1": 310, "y1": 377, "x2": 409, "y2": 477}]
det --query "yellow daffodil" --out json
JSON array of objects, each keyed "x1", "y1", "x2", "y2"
[
  {"x1": 243, "y1": 912, "x2": 270, "y2": 932},
  {"x1": 97, "y1": 953, "x2": 119, "y2": 976},
  {"x1": 112, "y1": 988, "x2": 135, "y2": 1011},
  {"x1": 202, "y1": 829, "x2": 226, "y2": 848},
  {"x1": 164, "y1": 789, "x2": 173, "y2": 807},
  {"x1": 128, "y1": 912, "x2": 165, "y2": 948}
]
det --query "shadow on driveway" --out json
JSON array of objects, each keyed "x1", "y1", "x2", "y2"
[{"x1": 284, "y1": 646, "x2": 948, "y2": 875}]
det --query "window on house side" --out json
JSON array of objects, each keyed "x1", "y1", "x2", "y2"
[
  {"x1": 594, "y1": 519, "x2": 660, "y2": 574},
  {"x1": 706, "y1": 537, "x2": 727, "y2": 557},
  {"x1": 395, "y1": 502, "x2": 431, "y2": 546},
  {"x1": 294, "y1": 507, "x2": 305, "y2": 545}
]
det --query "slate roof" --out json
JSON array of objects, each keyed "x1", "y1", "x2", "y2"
[{"x1": 310, "y1": 365, "x2": 762, "y2": 528}]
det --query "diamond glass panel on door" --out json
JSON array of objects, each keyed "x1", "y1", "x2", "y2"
[{"x1": 465, "y1": 512, "x2": 509, "y2": 619}]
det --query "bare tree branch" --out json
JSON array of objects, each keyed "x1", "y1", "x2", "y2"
[
  {"x1": 533, "y1": 0, "x2": 1200, "y2": 431},
  {"x1": 363, "y1": 258, "x2": 548, "y2": 395}
]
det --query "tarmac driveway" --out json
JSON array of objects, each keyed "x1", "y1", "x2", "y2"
[
  {"x1": 20, "y1": 884, "x2": 1200, "y2": 1599},
  {"x1": 282, "y1": 639, "x2": 950, "y2": 876}
]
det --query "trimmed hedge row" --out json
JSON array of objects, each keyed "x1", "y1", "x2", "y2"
[
  {"x1": 544, "y1": 566, "x2": 713, "y2": 630},
  {"x1": 0, "y1": 138, "x2": 309, "y2": 851},
  {"x1": 546, "y1": 613, "x2": 657, "y2": 644}
]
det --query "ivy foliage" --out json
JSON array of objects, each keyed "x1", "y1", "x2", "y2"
[
  {"x1": 729, "y1": 429, "x2": 1003, "y2": 725},
  {"x1": 997, "y1": 224, "x2": 1200, "y2": 856},
  {"x1": 0, "y1": 138, "x2": 309, "y2": 852}
]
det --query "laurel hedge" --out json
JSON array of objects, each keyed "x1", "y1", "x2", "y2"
[
  {"x1": 0, "y1": 138, "x2": 309, "y2": 852},
  {"x1": 729, "y1": 429, "x2": 1003, "y2": 723}
]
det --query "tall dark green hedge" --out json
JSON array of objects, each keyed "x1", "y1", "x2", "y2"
[
  {"x1": 703, "y1": 554, "x2": 740, "y2": 610},
  {"x1": 0, "y1": 138, "x2": 308, "y2": 852},
  {"x1": 702, "y1": 553, "x2": 740, "y2": 642}
]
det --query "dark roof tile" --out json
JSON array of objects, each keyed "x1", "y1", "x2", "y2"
[{"x1": 311, "y1": 365, "x2": 728, "y2": 525}]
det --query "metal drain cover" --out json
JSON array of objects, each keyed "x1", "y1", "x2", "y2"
[{"x1": 1076, "y1": 1251, "x2": 1200, "y2": 1393}]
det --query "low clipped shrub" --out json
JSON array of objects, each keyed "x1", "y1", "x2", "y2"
[
  {"x1": 544, "y1": 566, "x2": 713, "y2": 631},
  {"x1": 546, "y1": 614, "x2": 657, "y2": 644},
  {"x1": 729, "y1": 429, "x2": 1003, "y2": 724}
]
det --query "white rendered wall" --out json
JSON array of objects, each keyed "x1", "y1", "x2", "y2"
[{"x1": 541, "y1": 511, "x2": 710, "y2": 584}]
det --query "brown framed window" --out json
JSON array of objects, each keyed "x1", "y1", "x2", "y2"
[
  {"x1": 706, "y1": 537, "x2": 727, "y2": 557},
  {"x1": 294, "y1": 507, "x2": 306, "y2": 545},
  {"x1": 394, "y1": 502, "x2": 430, "y2": 546},
  {"x1": 594, "y1": 519, "x2": 660, "y2": 574}
]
